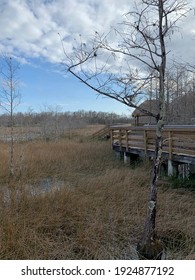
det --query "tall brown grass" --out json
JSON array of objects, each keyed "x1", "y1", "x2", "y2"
[{"x1": 0, "y1": 127, "x2": 194, "y2": 259}]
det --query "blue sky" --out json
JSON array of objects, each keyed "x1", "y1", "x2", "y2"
[
  {"x1": 19, "y1": 59, "x2": 129, "y2": 114},
  {"x1": 0, "y1": 0, "x2": 195, "y2": 115}
]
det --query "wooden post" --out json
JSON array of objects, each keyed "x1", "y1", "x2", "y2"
[
  {"x1": 168, "y1": 131, "x2": 172, "y2": 160},
  {"x1": 110, "y1": 129, "x2": 113, "y2": 148},
  {"x1": 168, "y1": 159, "x2": 178, "y2": 176},
  {"x1": 144, "y1": 130, "x2": 148, "y2": 156},
  {"x1": 124, "y1": 152, "x2": 130, "y2": 164},
  {"x1": 119, "y1": 129, "x2": 122, "y2": 151},
  {"x1": 125, "y1": 129, "x2": 128, "y2": 152}
]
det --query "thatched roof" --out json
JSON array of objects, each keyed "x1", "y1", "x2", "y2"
[
  {"x1": 132, "y1": 99, "x2": 159, "y2": 125},
  {"x1": 132, "y1": 99, "x2": 159, "y2": 117}
]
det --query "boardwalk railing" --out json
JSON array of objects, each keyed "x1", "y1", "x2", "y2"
[
  {"x1": 91, "y1": 125, "x2": 111, "y2": 139},
  {"x1": 110, "y1": 125, "x2": 195, "y2": 164}
]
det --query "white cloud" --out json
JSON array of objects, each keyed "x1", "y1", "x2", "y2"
[
  {"x1": 0, "y1": 0, "x2": 134, "y2": 63},
  {"x1": 0, "y1": 0, "x2": 195, "y2": 65}
]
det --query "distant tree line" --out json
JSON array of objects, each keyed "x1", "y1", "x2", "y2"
[{"x1": 0, "y1": 109, "x2": 130, "y2": 128}]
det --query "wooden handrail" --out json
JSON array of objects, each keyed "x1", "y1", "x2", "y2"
[
  {"x1": 110, "y1": 125, "x2": 195, "y2": 160},
  {"x1": 91, "y1": 125, "x2": 110, "y2": 139}
]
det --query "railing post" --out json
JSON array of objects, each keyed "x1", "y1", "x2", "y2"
[
  {"x1": 167, "y1": 130, "x2": 178, "y2": 176},
  {"x1": 168, "y1": 131, "x2": 172, "y2": 160},
  {"x1": 125, "y1": 129, "x2": 128, "y2": 152},
  {"x1": 144, "y1": 129, "x2": 147, "y2": 156},
  {"x1": 110, "y1": 129, "x2": 113, "y2": 148},
  {"x1": 119, "y1": 129, "x2": 122, "y2": 151}
]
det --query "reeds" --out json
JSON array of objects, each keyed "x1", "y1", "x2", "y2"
[{"x1": 0, "y1": 128, "x2": 194, "y2": 259}]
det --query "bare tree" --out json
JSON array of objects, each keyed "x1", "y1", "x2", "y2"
[
  {"x1": 165, "y1": 63, "x2": 195, "y2": 124},
  {"x1": 63, "y1": 0, "x2": 189, "y2": 259},
  {"x1": 0, "y1": 56, "x2": 21, "y2": 177}
]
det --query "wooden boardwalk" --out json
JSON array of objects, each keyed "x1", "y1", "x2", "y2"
[{"x1": 110, "y1": 125, "x2": 195, "y2": 165}]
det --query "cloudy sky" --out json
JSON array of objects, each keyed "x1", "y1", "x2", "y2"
[{"x1": 0, "y1": 0, "x2": 195, "y2": 114}]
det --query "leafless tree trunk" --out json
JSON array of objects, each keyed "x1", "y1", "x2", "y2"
[
  {"x1": 0, "y1": 56, "x2": 21, "y2": 177},
  {"x1": 63, "y1": 0, "x2": 189, "y2": 259},
  {"x1": 136, "y1": 0, "x2": 168, "y2": 259}
]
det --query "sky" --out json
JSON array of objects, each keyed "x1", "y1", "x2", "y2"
[{"x1": 0, "y1": 0, "x2": 195, "y2": 115}]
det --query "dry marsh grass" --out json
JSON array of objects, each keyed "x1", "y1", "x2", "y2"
[{"x1": 0, "y1": 126, "x2": 194, "y2": 259}]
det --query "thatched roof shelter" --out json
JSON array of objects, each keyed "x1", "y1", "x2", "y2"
[{"x1": 132, "y1": 99, "x2": 159, "y2": 125}]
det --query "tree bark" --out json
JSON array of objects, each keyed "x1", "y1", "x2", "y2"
[
  {"x1": 137, "y1": 128, "x2": 164, "y2": 259},
  {"x1": 137, "y1": 0, "x2": 166, "y2": 259}
]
